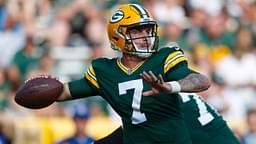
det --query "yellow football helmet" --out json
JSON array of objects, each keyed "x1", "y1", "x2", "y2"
[{"x1": 107, "y1": 4, "x2": 159, "y2": 58}]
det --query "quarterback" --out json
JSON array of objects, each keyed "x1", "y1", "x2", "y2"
[{"x1": 57, "y1": 4, "x2": 210, "y2": 144}]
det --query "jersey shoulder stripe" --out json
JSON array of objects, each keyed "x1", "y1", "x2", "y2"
[
  {"x1": 162, "y1": 47, "x2": 187, "y2": 73},
  {"x1": 85, "y1": 65, "x2": 99, "y2": 88}
]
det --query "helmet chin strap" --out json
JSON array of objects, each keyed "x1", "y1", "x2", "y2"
[
  {"x1": 136, "y1": 53, "x2": 152, "y2": 58},
  {"x1": 130, "y1": 51, "x2": 152, "y2": 58}
]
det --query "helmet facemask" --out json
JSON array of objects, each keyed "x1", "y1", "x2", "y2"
[{"x1": 121, "y1": 22, "x2": 158, "y2": 58}]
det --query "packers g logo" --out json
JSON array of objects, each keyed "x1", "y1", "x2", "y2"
[{"x1": 110, "y1": 10, "x2": 124, "y2": 23}]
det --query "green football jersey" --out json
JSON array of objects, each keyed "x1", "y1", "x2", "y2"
[
  {"x1": 84, "y1": 47, "x2": 195, "y2": 144},
  {"x1": 180, "y1": 93, "x2": 240, "y2": 144}
]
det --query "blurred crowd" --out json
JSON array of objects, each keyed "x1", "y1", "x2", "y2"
[{"x1": 0, "y1": 0, "x2": 256, "y2": 143}]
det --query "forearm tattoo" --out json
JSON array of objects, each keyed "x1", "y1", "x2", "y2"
[{"x1": 178, "y1": 73, "x2": 210, "y2": 92}]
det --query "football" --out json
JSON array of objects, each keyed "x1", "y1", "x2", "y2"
[{"x1": 15, "y1": 75, "x2": 63, "y2": 109}]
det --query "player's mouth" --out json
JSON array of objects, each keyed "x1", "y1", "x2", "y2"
[{"x1": 135, "y1": 42, "x2": 149, "y2": 49}]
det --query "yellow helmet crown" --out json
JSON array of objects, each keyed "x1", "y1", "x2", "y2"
[{"x1": 107, "y1": 4, "x2": 159, "y2": 58}]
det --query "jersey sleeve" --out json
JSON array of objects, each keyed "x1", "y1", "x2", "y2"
[
  {"x1": 166, "y1": 62, "x2": 198, "y2": 81},
  {"x1": 163, "y1": 45, "x2": 197, "y2": 80},
  {"x1": 68, "y1": 60, "x2": 101, "y2": 99},
  {"x1": 68, "y1": 77, "x2": 98, "y2": 99}
]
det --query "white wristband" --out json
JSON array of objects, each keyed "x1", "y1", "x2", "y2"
[{"x1": 167, "y1": 81, "x2": 181, "y2": 93}]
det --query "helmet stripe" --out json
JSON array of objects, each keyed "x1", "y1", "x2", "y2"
[
  {"x1": 142, "y1": 7, "x2": 150, "y2": 17},
  {"x1": 131, "y1": 4, "x2": 149, "y2": 19}
]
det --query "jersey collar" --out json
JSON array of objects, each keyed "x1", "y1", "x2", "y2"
[{"x1": 116, "y1": 58, "x2": 145, "y2": 75}]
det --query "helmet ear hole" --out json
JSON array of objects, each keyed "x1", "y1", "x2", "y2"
[{"x1": 113, "y1": 37, "x2": 119, "y2": 41}]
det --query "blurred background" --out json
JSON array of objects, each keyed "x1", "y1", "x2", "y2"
[{"x1": 0, "y1": 0, "x2": 256, "y2": 143}]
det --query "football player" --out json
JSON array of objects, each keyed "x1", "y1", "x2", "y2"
[
  {"x1": 57, "y1": 4, "x2": 211, "y2": 144},
  {"x1": 95, "y1": 93, "x2": 240, "y2": 144}
]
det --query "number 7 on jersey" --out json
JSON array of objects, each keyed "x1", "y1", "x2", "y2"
[{"x1": 118, "y1": 79, "x2": 147, "y2": 124}]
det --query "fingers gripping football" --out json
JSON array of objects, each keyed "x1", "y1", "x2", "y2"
[{"x1": 24, "y1": 75, "x2": 59, "y2": 83}]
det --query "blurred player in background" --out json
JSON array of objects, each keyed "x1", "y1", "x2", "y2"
[
  {"x1": 0, "y1": 132, "x2": 8, "y2": 144},
  {"x1": 55, "y1": 4, "x2": 211, "y2": 144},
  {"x1": 241, "y1": 108, "x2": 256, "y2": 144},
  {"x1": 57, "y1": 105, "x2": 94, "y2": 144},
  {"x1": 180, "y1": 93, "x2": 239, "y2": 144}
]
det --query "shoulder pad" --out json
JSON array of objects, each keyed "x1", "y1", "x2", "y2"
[
  {"x1": 159, "y1": 42, "x2": 184, "y2": 54},
  {"x1": 91, "y1": 57, "x2": 112, "y2": 66},
  {"x1": 166, "y1": 42, "x2": 183, "y2": 52}
]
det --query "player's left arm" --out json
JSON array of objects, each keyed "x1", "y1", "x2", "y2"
[
  {"x1": 178, "y1": 73, "x2": 210, "y2": 92},
  {"x1": 140, "y1": 71, "x2": 210, "y2": 96},
  {"x1": 140, "y1": 47, "x2": 210, "y2": 96}
]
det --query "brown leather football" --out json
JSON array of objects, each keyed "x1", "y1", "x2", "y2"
[{"x1": 15, "y1": 76, "x2": 63, "y2": 109}]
